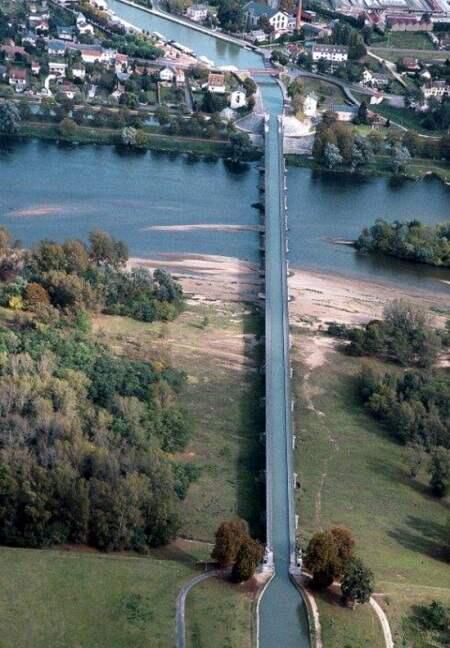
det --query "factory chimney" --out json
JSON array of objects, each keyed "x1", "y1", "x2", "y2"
[{"x1": 295, "y1": 0, "x2": 302, "y2": 31}]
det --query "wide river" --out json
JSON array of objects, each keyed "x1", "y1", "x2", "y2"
[{"x1": 1, "y1": 139, "x2": 449, "y2": 291}]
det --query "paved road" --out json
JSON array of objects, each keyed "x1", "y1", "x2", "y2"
[{"x1": 176, "y1": 569, "x2": 224, "y2": 648}]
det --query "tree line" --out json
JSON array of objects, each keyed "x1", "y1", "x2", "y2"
[
  {"x1": 356, "y1": 219, "x2": 450, "y2": 268},
  {"x1": 0, "y1": 227, "x2": 183, "y2": 323}
]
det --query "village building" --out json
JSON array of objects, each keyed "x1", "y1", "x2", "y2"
[
  {"x1": 207, "y1": 71, "x2": 226, "y2": 94},
  {"x1": 243, "y1": 2, "x2": 289, "y2": 35},
  {"x1": 159, "y1": 66, "x2": 175, "y2": 83},
  {"x1": 0, "y1": 44, "x2": 27, "y2": 61},
  {"x1": 31, "y1": 60, "x2": 41, "y2": 75},
  {"x1": 312, "y1": 44, "x2": 348, "y2": 64},
  {"x1": 330, "y1": 103, "x2": 358, "y2": 121},
  {"x1": 230, "y1": 88, "x2": 247, "y2": 109},
  {"x1": 385, "y1": 15, "x2": 433, "y2": 32},
  {"x1": 72, "y1": 62, "x2": 86, "y2": 79},
  {"x1": 76, "y1": 13, "x2": 95, "y2": 36},
  {"x1": 47, "y1": 40, "x2": 67, "y2": 56},
  {"x1": 175, "y1": 68, "x2": 186, "y2": 87},
  {"x1": 186, "y1": 4, "x2": 209, "y2": 22},
  {"x1": 401, "y1": 57, "x2": 420, "y2": 72},
  {"x1": 8, "y1": 67, "x2": 28, "y2": 91},
  {"x1": 303, "y1": 92, "x2": 318, "y2": 117},
  {"x1": 49, "y1": 60, "x2": 67, "y2": 77},
  {"x1": 57, "y1": 25, "x2": 75, "y2": 41},
  {"x1": 422, "y1": 80, "x2": 450, "y2": 100}
]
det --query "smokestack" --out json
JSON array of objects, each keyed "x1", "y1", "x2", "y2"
[{"x1": 295, "y1": 0, "x2": 302, "y2": 31}]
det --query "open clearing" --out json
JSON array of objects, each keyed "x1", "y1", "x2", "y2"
[{"x1": 291, "y1": 269, "x2": 450, "y2": 646}]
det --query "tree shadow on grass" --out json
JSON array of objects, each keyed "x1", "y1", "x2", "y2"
[{"x1": 387, "y1": 515, "x2": 448, "y2": 563}]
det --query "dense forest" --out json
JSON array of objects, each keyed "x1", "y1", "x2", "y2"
[
  {"x1": 355, "y1": 219, "x2": 450, "y2": 268},
  {"x1": 0, "y1": 229, "x2": 194, "y2": 551}
]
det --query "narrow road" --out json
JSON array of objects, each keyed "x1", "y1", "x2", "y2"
[{"x1": 176, "y1": 569, "x2": 224, "y2": 648}]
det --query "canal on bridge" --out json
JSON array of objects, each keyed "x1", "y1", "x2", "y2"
[{"x1": 106, "y1": 3, "x2": 311, "y2": 645}]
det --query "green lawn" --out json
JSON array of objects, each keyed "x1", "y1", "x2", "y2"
[
  {"x1": 379, "y1": 32, "x2": 435, "y2": 51},
  {"x1": 186, "y1": 576, "x2": 255, "y2": 648},
  {"x1": 315, "y1": 589, "x2": 384, "y2": 648},
  {"x1": 301, "y1": 77, "x2": 347, "y2": 108},
  {"x1": 0, "y1": 544, "x2": 200, "y2": 648},
  {"x1": 294, "y1": 339, "x2": 450, "y2": 646},
  {"x1": 93, "y1": 302, "x2": 265, "y2": 542}
]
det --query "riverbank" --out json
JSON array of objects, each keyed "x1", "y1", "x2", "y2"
[
  {"x1": 16, "y1": 121, "x2": 252, "y2": 158},
  {"x1": 286, "y1": 153, "x2": 450, "y2": 184},
  {"x1": 289, "y1": 267, "x2": 450, "y2": 648}
]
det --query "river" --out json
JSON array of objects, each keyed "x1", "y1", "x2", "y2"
[{"x1": 1, "y1": 139, "x2": 449, "y2": 291}]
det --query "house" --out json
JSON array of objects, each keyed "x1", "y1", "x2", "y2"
[
  {"x1": 303, "y1": 91, "x2": 318, "y2": 118},
  {"x1": 401, "y1": 57, "x2": 420, "y2": 72},
  {"x1": 8, "y1": 67, "x2": 28, "y2": 91},
  {"x1": 47, "y1": 40, "x2": 67, "y2": 56},
  {"x1": 422, "y1": 80, "x2": 450, "y2": 100},
  {"x1": 330, "y1": 103, "x2": 358, "y2": 121},
  {"x1": 0, "y1": 45, "x2": 27, "y2": 62},
  {"x1": 207, "y1": 71, "x2": 226, "y2": 94},
  {"x1": 56, "y1": 26, "x2": 75, "y2": 41},
  {"x1": 385, "y1": 15, "x2": 433, "y2": 33},
  {"x1": 31, "y1": 60, "x2": 41, "y2": 75},
  {"x1": 186, "y1": 4, "x2": 209, "y2": 22},
  {"x1": 370, "y1": 91, "x2": 384, "y2": 105},
  {"x1": 76, "y1": 13, "x2": 95, "y2": 36},
  {"x1": 59, "y1": 81, "x2": 79, "y2": 99},
  {"x1": 159, "y1": 66, "x2": 175, "y2": 83},
  {"x1": 362, "y1": 68, "x2": 388, "y2": 88},
  {"x1": 49, "y1": 60, "x2": 67, "y2": 77},
  {"x1": 22, "y1": 32, "x2": 38, "y2": 47},
  {"x1": 115, "y1": 52, "x2": 129, "y2": 73},
  {"x1": 243, "y1": 2, "x2": 289, "y2": 35},
  {"x1": 77, "y1": 46, "x2": 104, "y2": 63},
  {"x1": 230, "y1": 88, "x2": 247, "y2": 109},
  {"x1": 175, "y1": 68, "x2": 185, "y2": 87},
  {"x1": 312, "y1": 44, "x2": 348, "y2": 64},
  {"x1": 249, "y1": 29, "x2": 267, "y2": 43},
  {"x1": 72, "y1": 62, "x2": 86, "y2": 79}
]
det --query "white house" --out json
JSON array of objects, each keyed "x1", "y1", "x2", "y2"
[
  {"x1": 243, "y1": 2, "x2": 289, "y2": 35},
  {"x1": 303, "y1": 92, "x2": 318, "y2": 118},
  {"x1": 186, "y1": 4, "x2": 209, "y2": 22},
  {"x1": 230, "y1": 89, "x2": 247, "y2": 109},
  {"x1": 72, "y1": 62, "x2": 86, "y2": 80},
  {"x1": 31, "y1": 60, "x2": 41, "y2": 75},
  {"x1": 422, "y1": 80, "x2": 450, "y2": 100},
  {"x1": 175, "y1": 68, "x2": 185, "y2": 87},
  {"x1": 159, "y1": 66, "x2": 175, "y2": 83},
  {"x1": 208, "y1": 72, "x2": 226, "y2": 94},
  {"x1": 312, "y1": 44, "x2": 348, "y2": 64},
  {"x1": 76, "y1": 13, "x2": 95, "y2": 35},
  {"x1": 49, "y1": 60, "x2": 67, "y2": 77}
]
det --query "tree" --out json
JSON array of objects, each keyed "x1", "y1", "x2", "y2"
[
  {"x1": 121, "y1": 126, "x2": 137, "y2": 146},
  {"x1": 0, "y1": 100, "x2": 21, "y2": 134},
  {"x1": 391, "y1": 145, "x2": 411, "y2": 174},
  {"x1": 304, "y1": 530, "x2": 339, "y2": 588},
  {"x1": 429, "y1": 447, "x2": 450, "y2": 497},
  {"x1": 24, "y1": 282, "x2": 50, "y2": 307},
  {"x1": 89, "y1": 230, "x2": 128, "y2": 268},
  {"x1": 229, "y1": 132, "x2": 252, "y2": 163},
  {"x1": 324, "y1": 142, "x2": 343, "y2": 169},
  {"x1": 154, "y1": 104, "x2": 170, "y2": 126},
  {"x1": 211, "y1": 518, "x2": 249, "y2": 566},
  {"x1": 232, "y1": 537, "x2": 264, "y2": 582},
  {"x1": 341, "y1": 558, "x2": 374, "y2": 607},
  {"x1": 356, "y1": 101, "x2": 369, "y2": 125},
  {"x1": 58, "y1": 117, "x2": 77, "y2": 138},
  {"x1": 330, "y1": 526, "x2": 355, "y2": 573}
]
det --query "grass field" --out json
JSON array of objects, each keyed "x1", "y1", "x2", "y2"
[
  {"x1": 378, "y1": 32, "x2": 435, "y2": 51},
  {"x1": 93, "y1": 301, "x2": 265, "y2": 541},
  {"x1": 186, "y1": 576, "x2": 256, "y2": 648},
  {"x1": 293, "y1": 337, "x2": 450, "y2": 646},
  {"x1": 301, "y1": 77, "x2": 347, "y2": 108},
  {"x1": 0, "y1": 543, "x2": 201, "y2": 648}
]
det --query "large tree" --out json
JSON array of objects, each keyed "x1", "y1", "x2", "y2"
[
  {"x1": 211, "y1": 518, "x2": 249, "y2": 567},
  {"x1": 341, "y1": 558, "x2": 374, "y2": 607},
  {"x1": 0, "y1": 100, "x2": 21, "y2": 135},
  {"x1": 232, "y1": 538, "x2": 264, "y2": 582}
]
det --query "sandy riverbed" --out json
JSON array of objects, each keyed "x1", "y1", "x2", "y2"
[{"x1": 130, "y1": 253, "x2": 450, "y2": 325}]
